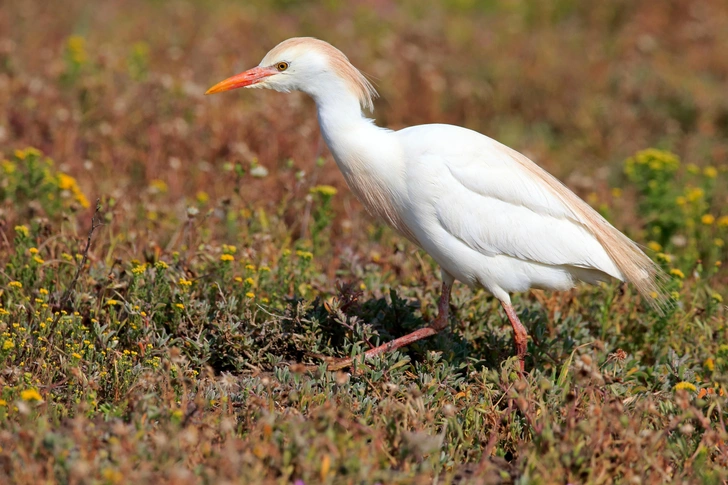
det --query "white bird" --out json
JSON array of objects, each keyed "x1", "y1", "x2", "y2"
[{"x1": 206, "y1": 37, "x2": 666, "y2": 371}]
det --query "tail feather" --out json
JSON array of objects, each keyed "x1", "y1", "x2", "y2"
[{"x1": 513, "y1": 154, "x2": 670, "y2": 312}]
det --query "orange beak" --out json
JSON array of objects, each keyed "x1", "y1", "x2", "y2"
[{"x1": 205, "y1": 66, "x2": 278, "y2": 95}]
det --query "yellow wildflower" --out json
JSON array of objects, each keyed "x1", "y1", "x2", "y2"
[
  {"x1": 245, "y1": 264, "x2": 256, "y2": 271},
  {"x1": 222, "y1": 244, "x2": 237, "y2": 254},
  {"x1": 39, "y1": 288, "x2": 48, "y2": 295},
  {"x1": 178, "y1": 278, "x2": 192, "y2": 286},
  {"x1": 14, "y1": 225, "x2": 29, "y2": 237},
  {"x1": 33, "y1": 256, "x2": 44, "y2": 264},
  {"x1": 715, "y1": 239, "x2": 725, "y2": 248},
  {"x1": 670, "y1": 268, "x2": 685, "y2": 279},
  {"x1": 155, "y1": 261, "x2": 168, "y2": 270},
  {"x1": 674, "y1": 382, "x2": 696, "y2": 392},
  {"x1": 647, "y1": 241, "x2": 662, "y2": 252},
  {"x1": 28, "y1": 248, "x2": 39, "y2": 255},
  {"x1": 656, "y1": 253, "x2": 672, "y2": 263},
  {"x1": 234, "y1": 277, "x2": 243, "y2": 283},
  {"x1": 310, "y1": 185, "x2": 338, "y2": 197},
  {"x1": 2, "y1": 340, "x2": 14, "y2": 350},
  {"x1": 175, "y1": 303, "x2": 184, "y2": 310},
  {"x1": 685, "y1": 187, "x2": 704, "y2": 202},
  {"x1": 259, "y1": 266, "x2": 270, "y2": 272},
  {"x1": 106, "y1": 299, "x2": 120, "y2": 306},
  {"x1": 58, "y1": 173, "x2": 76, "y2": 191},
  {"x1": 57, "y1": 173, "x2": 91, "y2": 209},
  {"x1": 196, "y1": 191, "x2": 209, "y2": 204},
  {"x1": 245, "y1": 292, "x2": 255, "y2": 298},
  {"x1": 626, "y1": 149, "x2": 680, "y2": 174},
  {"x1": 149, "y1": 179, "x2": 168, "y2": 194},
  {"x1": 701, "y1": 214, "x2": 715, "y2": 225},
  {"x1": 717, "y1": 216, "x2": 728, "y2": 227},
  {"x1": 296, "y1": 250, "x2": 314, "y2": 260},
  {"x1": 66, "y1": 35, "x2": 87, "y2": 64},
  {"x1": 2, "y1": 160, "x2": 16, "y2": 174},
  {"x1": 704, "y1": 166, "x2": 718, "y2": 178},
  {"x1": 712, "y1": 293, "x2": 723, "y2": 303},
  {"x1": 72, "y1": 352, "x2": 82, "y2": 359},
  {"x1": 74, "y1": 190, "x2": 90, "y2": 209},
  {"x1": 675, "y1": 196, "x2": 686, "y2": 206},
  {"x1": 20, "y1": 389, "x2": 42, "y2": 402},
  {"x1": 220, "y1": 254, "x2": 234, "y2": 262},
  {"x1": 244, "y1": 277, "x2": 255, "y2": 286},
  {"x1": 0, "y1": 399, "x2": 6, "y2": 406},
  {"x1": 9, "y1": 281, "x2": 22, "y2": 289}
]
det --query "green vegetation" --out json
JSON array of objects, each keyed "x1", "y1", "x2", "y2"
[{"x1": 1, "y1": 1, "x2": 726, "y2": 483}]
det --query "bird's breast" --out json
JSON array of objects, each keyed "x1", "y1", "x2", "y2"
[
  {"x1": 320, "y1": 119, "x2": 419, "y2": 243},
  {"x1": 341, "y1": 169, "x2": 419, "y2": 244}
]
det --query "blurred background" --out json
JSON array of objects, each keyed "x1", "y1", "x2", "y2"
[{"x1": 1, "y1": 0, "x2": 726, "y2": 267}]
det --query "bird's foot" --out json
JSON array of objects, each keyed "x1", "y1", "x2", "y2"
[{"x1": 320, "y1": 280, "x2": 453, "y2": 372}]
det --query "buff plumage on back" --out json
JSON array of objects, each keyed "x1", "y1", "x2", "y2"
[
  {"x1": 508, "y1": 150, "x2": 670, "y2": 311},
  {"x1": 267, "y1": 37, "x2": 378, "y2": 111}
]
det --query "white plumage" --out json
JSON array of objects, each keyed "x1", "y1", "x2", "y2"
[{"x1": 207, "y1": 37, "x2": 666, "y2": 371}]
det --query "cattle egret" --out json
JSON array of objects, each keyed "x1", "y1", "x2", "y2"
[{"x1": 206, "y1": 37, "x2": 666, "y2": 371}]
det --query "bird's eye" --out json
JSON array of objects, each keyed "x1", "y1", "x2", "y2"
[{"x1": 276, "y1": 62, "x2": 289, "y2": 71}]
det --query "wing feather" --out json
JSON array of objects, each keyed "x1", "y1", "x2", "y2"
[
  {"x1": 397, "y1": 124, "x2": 667, "y2": 307},
  {"x1": 436, "y1": 162, "x2": 623, "y2": 278}
]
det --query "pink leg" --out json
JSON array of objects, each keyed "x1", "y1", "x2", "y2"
[
  {"x1": 327, "y1": 279, "x2": 453, "y2": 371},
  {"x1": 501, "y1": 301, "x2": 528, "y2": 372}
]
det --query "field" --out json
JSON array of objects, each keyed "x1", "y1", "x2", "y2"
[{"x1": 1, "y1": 0, "x2": 727, "y2": 483}]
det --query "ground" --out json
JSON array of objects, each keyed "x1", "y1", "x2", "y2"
[{"x1": 0, "y1": 1, "x2": 727, "y2": 483}]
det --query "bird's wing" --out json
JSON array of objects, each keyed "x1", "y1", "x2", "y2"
[{"x1": 398, "y1": 124, "x2": 623, "y2": 278}]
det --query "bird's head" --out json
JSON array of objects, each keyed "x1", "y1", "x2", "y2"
[{"x1": 206, "y1": 37, "x2": 377, "y2": 111}]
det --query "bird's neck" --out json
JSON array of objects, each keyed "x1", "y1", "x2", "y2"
[
  {"x1": 312, "y1": 89, "x2": 415, "y2": 240},
  {"x1": 314, "y1": 90, "x2": 391, "y2": 173},
  {"x1": 314, "y1": 90, "x2": 371, "y2": 144},
  {"x1": 314, "y1": 89, "x2": 364, "y2": 121}
]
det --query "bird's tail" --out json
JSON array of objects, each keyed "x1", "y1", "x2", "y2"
[
  {"x1": 581, "y1": 213, "x2": 670, "y2": 312},
  {"x1": 514, "y1": 155, "x2": 670, "y2": 312}
]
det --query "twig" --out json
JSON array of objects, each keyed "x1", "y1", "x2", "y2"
[{"x1": 48, "y1": 199, "x2": 104, "y2": 341}]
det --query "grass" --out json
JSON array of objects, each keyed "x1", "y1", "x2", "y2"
[{"x1": 1, "y1": 0, "x2": 727, "y2": 483}]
